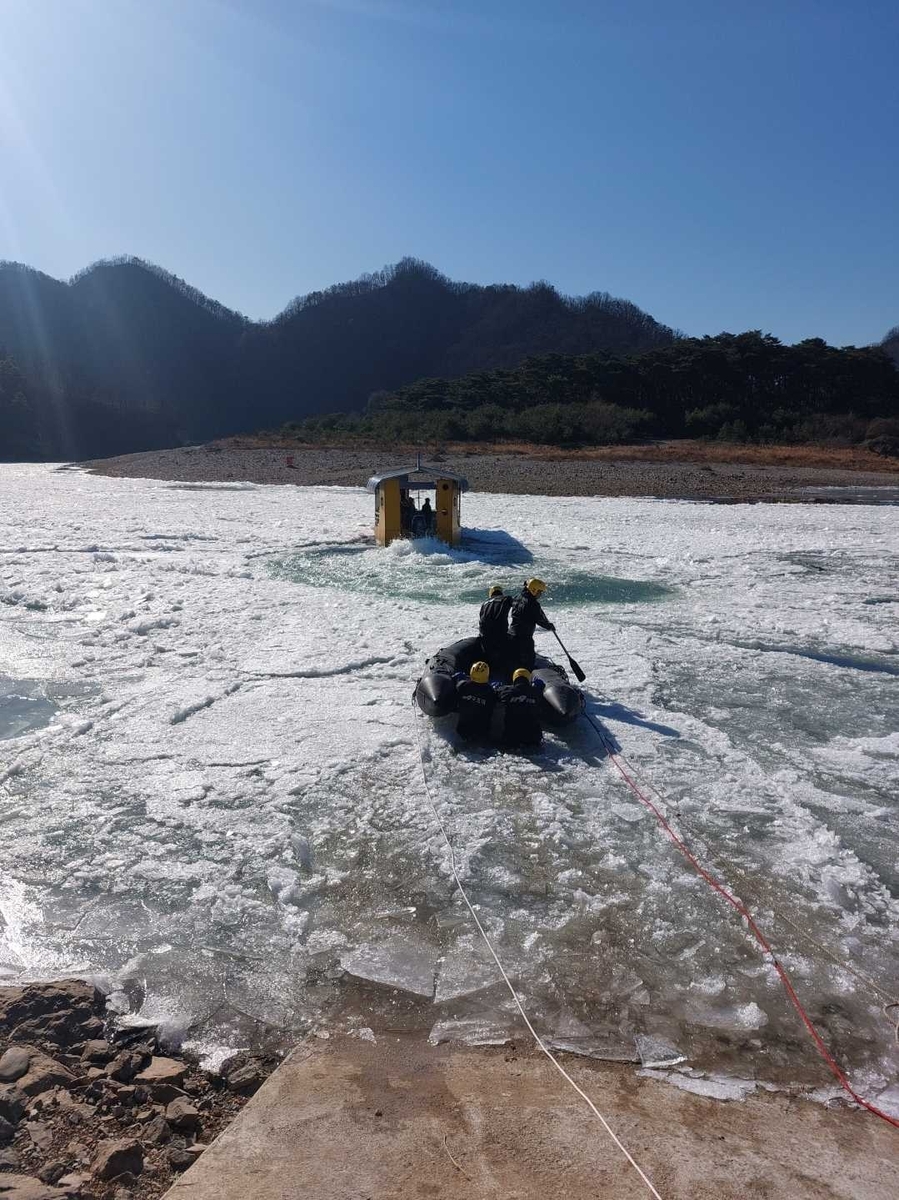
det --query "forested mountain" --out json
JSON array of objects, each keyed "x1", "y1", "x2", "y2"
[
  {"x1": 287, "y1": 332, "x2": 899, "y2": 448},
  {"x1": 0, "y1": 256, "x2": 674, "y2": 460},
  {"x1": 0, "y1": 349, "x2": 42, "y2": 460},
  {"x1": 883, "y1": 326, "x2": 899, "y2": 367},
  {"x1": 0, "y1": 259, "x2": 246, "y2": 458}
]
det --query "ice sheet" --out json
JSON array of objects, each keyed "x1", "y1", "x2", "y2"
[{"x1": 0, "y1": 465, "x2": 897, "y2": 1094}]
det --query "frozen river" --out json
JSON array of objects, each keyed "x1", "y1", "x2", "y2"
[{"x1": 1, "y1": 465, "x2": 897, "y2": 1108}]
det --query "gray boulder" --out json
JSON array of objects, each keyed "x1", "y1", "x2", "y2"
[{"x1": 0, "y1": 1048, "x2": 31, "y2": 1084}]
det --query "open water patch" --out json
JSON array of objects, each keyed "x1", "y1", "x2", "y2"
[
  {"x1": 459, "y1": 571, "x2": 673, "y2": 607},
  {"x1": 0, "y1": 678, "x2": 57, "y2": 741},
  {"x1": 794, "y1": 485, "x2": 899, "y2": 506},
  {"x1": 268, "y1": 535, "x2": 672, "y2": 608},
  {"x1": 165, "y1": 482, "x2": 259, "y2": 492}
]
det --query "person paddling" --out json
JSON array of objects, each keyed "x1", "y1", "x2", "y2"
[
  {"x1": 496, "y1": 667, "x2": 544, "y2": 749},
  {"x1": 478, "y1": 584, "x2": 512, "y2": 670},
  {"x1": 508, "y1": 578, "x2": 554, "y2": 671},
  {"x1": 452, "y1": 660, "x2": 497, "y2": 742}
]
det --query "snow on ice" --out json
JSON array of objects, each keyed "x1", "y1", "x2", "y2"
[{"x1": 0, "y1": 464, "x2": 897, "y2": 1106}]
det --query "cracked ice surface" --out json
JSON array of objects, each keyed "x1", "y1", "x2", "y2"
[{"x1": 1, "y1": 465, "x2": 898, "y2": 1100}]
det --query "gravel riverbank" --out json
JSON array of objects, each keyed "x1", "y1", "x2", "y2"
[
  {"x1": 0, "y1": 981, "x2": 275, "y2": 1200},
  {"x1": 83, "y1": 443, "x2": 899, "y2": 502}
]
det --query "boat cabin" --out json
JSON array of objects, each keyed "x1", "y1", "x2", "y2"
[{"x1": 366, "y1": 461, "x2": 469, "y2": 547}]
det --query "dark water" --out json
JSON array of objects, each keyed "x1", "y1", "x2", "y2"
[
  {"x1": 0, "y1": 678, "x2": 57, "y2": 740},
  {"x1": 459, "y1": 571, "x2": 673, "y2": 606},
  {"x1": 269, "y1": 538, "x2": 673, "y2": 609}
]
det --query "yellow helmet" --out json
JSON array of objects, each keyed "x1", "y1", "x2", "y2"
[
  {"x1": 526, "y1": 578, "x2": 546, "y2": 597},
  {"x1": 512, "y1": 668, "x2": 532, "y2": 684},
  {"x1": 469, "y1": 661, "x2": 490, "y2": 684},
  {"x1": 488, "y1": 585, "x2": 503, "y2": 598}
]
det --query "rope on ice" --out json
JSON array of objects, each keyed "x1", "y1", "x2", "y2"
[
  {"x1": 411, "y1": 701, "x2": 665, "y2": 1200},
  {"x1": 582, "y1": 710, "x2": 899, "y2": 1132}
]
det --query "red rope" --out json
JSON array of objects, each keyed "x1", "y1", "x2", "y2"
[{"x1": 593, "y1": 730, "x2": 899, "y2": 1131}]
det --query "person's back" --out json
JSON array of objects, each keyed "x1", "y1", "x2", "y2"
[
  {"x1": 421, "y1": 496, "x2": 434, "y2": 532},
  {"x1": 478, "y1": 585, "x2": 512, "y2": 665},
  {"x1": 508, "y1": 582, "x2": 551, "y2": 641},
  {"x1": 496, "y1": 668, "x2": 544, "y2": 748},
  {"x1": 508, "y1": 579, "x2": 553, "y2": 670},
  {"x1": 454, "y1": 661, "x2": 497, "y2": 741}
]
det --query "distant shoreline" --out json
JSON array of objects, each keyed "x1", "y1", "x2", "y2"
[{"x1": 83, "y1": 438, "x2": 899, "y2": 503}]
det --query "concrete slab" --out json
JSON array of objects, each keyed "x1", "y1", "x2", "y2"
[{"x1": 165, "y1": 1034, "x2": 898, "y2": 1200}]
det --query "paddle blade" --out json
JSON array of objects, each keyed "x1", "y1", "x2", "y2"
[
  {"x1": 552, "y1": 629, "x2": 587, "y2": 683},
  {"x1": 567, "y1": 655, "x2": 587, "y2": 683}
]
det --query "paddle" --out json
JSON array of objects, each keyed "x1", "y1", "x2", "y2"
[{"x1": 552, "y1": 629, "x2": 586, "y2": 683}]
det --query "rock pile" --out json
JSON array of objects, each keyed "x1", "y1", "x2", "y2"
[{"x1": 0, "y1": 981, "x2": 272, "y2": 1199}]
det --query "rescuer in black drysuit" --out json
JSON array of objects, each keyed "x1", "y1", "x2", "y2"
[
  {"x1": 478, "y1": 585, "x2": 512, "y2": 670},
  {"x1": 496, "y1": 668, "x2": 545, "y2": 748},
  {"x1": 508, "y1": 578, "x2": 554, "y2": 671},
  {"x1": 400, "y1": 490, "x2": 416, "y2": 533},
  {"x1": 452, "y1": 660, "x2": 497, "y2": 741},
  {"x1": 420, "y1": 496, "x2": 434, "y2": 533}
]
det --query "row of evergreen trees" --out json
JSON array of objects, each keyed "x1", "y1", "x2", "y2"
[{"x1": 282, "y1": 332, "x2": 899, "y2": 447}]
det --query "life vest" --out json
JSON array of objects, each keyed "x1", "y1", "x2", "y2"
[
  {"x1": 479, "y1": 595, "x2": 512, "y2": 643},
  {"x1": 455, "y1": 678, "x2": 497, "y2": 738}
]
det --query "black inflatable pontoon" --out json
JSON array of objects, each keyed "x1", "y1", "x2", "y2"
[{"x1": 414, "y1": 637, "x2": 585, "y2": 728}]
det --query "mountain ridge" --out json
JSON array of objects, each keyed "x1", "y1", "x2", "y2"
[
  {"x1": 2, "y1": 254, "x2": 896, "y2": 462},
  {"x1": 0, "y1": 255, "x2": 676, "y2": 459}
]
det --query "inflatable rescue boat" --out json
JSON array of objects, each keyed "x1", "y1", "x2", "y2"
[{"x1": 415, "y1": 637, "x2": 585, "y2": 728}]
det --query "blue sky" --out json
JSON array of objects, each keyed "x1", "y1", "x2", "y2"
[{"x1": 1, "y1": 0, "x2": 897, "y2": 344}]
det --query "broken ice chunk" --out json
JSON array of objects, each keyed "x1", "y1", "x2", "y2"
[
  {"x1": 428, "y1": 1014, "x2": 511, "y2": 1047},
  {"x1": 306, "y1": 929, "x2": 349, "y2": 955},
  {"x1": 638, "y1": 1069, "x2": 757, "y2": 1102},
  {"x1": 105, "y1": 990, "x2": 131, "y2": 1015},
  {"x1": 610, "y1": 802, "x2": 644, "y2": 824},
  {"x1": 546, "y1": 1010, "x2": 639, "y2": 1062},
  {"x1": 548, "y1": 1038, "x2": 638, "y2": 1062},
  {"x1": 554, "y1": 1010, "x2": 594, "y2": 1040},
  {"x1": 635, "y1": 1034, "x2": 687, "y2": 1068},
  {"x1": 340, "y1": 934, "x2": 438, "y2": 998},
  {"x1": 608, "y1": 967, "x2": 650, "y2": 1005},
  {"x1": 267, "y1": 867, "x2": 302, "y2": 906},
  {"x1": 434, "y1": 937, "x2": 504, "y2": 1004},
  {"x1": 689, "y1": 1001, "x2": 768, "y2": 1031},
  {"x1": 873, "y1": 1084, "x2": 899, "y2": 1119}
]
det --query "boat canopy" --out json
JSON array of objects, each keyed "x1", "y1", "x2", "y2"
[{"x1": 366, "y1": 466, "x2": 469, "y2": 493}]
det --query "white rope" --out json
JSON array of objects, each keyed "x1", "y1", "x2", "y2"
[{"x1": 411, "y1": 706, "x2": 664, "y2": 1200}]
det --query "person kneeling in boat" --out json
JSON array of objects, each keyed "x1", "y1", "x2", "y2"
[
  {"x1": 452, "y1": 660, "x2": 497, "y2": 742},
  {"x1": 496, "y1": 668, "x2": 545, "y2": 749},
  {"x1": 508, "y1": 578, "x2": 554, "y2": 671}
]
